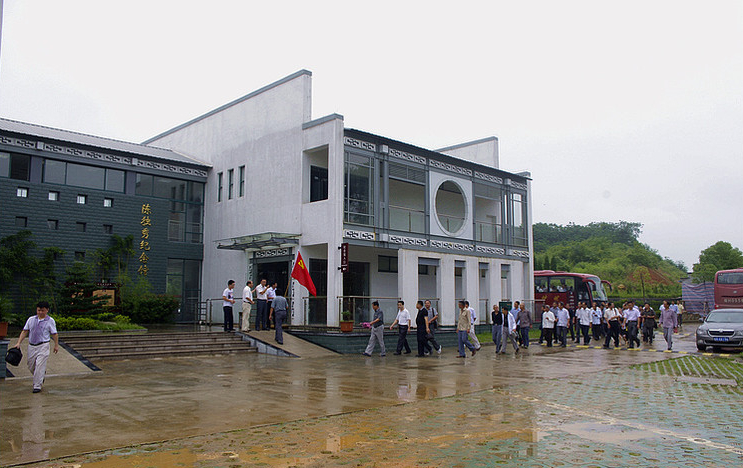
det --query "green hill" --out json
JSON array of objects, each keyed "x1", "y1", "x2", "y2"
[{"x1": 533, "y1": 222, "x2": 686, "y2": 298}]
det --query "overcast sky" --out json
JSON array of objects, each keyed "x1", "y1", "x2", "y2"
[{"x1": 1, "y1": 0, "x2": 741, "y2": 269}]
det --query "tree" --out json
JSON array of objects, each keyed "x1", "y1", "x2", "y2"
[
  {"x1": 633, "y1": 266, "x2": 651, "y2": 303},
  {"x1": 57, "y1": 261, "x2": 108, "y2": 317},
  {"x1": 692, "y1": 241, "x2": 743, "y2": 282}
]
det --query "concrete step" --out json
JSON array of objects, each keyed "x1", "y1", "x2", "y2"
[
  {"x1": 61, "y1": 331, "x2": 258, "y2": 361},
  {"x1": 62, "y1": 335, "x2": 245, "y2": 348},
  {"x1": 70, "y1": 342, "x2": 257, "y2": 356},
  {"x1": 89, "y1": 347, "x2": 258, "y2": 360}
]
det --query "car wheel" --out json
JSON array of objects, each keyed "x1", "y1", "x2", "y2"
[{"x1": 697, "y1": 344, "x2": 706, "y2": 351}]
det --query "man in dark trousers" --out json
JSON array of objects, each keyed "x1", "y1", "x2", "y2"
[
  {"x1": 390, "y1": 301, "x2": 411, "y2": 355},
  {"x1": 268, "y1": 288, "x2": 289, "y2": 344},
  {"x1": 222, "y1": 280, "x2": 236, "y2": 332},
  {"x1": 423, "y1": 300, "x2": 442, "y2": 355},
  {"x1": 415, "y1": 301, "x2": 429, "y2": 357}
]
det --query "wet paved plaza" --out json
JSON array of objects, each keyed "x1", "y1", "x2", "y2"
[{"x1": 2, "y1": 329, "x2": 743, "y2": 467}]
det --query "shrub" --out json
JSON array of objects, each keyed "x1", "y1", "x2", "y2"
[
  {"x1": 122, "y1": 294, "x2": 179, "y2": 324},
  {"x1": 54, "y1": 316, "x2": 99, "y2": 331}
]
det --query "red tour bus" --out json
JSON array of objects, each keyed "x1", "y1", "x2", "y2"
[
  {"x1": 534, "y1": 270, "x2": 611, "y2": 311},
  {"x1": 714, "y1": 268, "x2": 743, "y2": 309}
]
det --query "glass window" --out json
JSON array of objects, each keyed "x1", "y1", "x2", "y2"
[
  {"x1": 10, "y1": 153, "x2": 30, "y2": 180},
  {"x1": 548, "y1": 276, "x2": 575, "y2": 293},
  {"x1": 168, "y1": 211, "x2": 185, "y2": 241},
  {"x1": 15, "y1": 216, "x2": 27, "y2": 227},
  {"x1": 217, "y1": 172, "x2": 223, "y2": 202},
  {"x1": 76, "y1": 222, "x2": 86, "y2": 232},
  {"x1": 47, "y1": 219, "x2": 59, "y2": 230},
  {"x1": 344, "y1": 153, "x2": 374, "y2": 225},
  {"x1": 166, "y1": 259, "x2": 184, "y2": 297},
  {"x1": 0, "y1": 152, "x2": 9, "y2": 177},
  {"x1": 389, "y1": 179, "x2": 425, "y2": 233},
  {"x1": 228, "y1": 169, "x2": 234, "y2": 200},
  {"x1": 534, "y1": 276, "x2": 548, "y2": 293},
  {"x1": 77, "y1": 194, "x2": 87, "y2": 204},
  {"x1": 103, "y1": 198, "x2": 113, "y2": 207},
  {"x1": 153, "y1": 176, "x2": 186, "y2": 200},
  {"x1": 435, "y1": 181, "x2": 466, "y2": 234},
  {"x1": 17, "y1": 187, "x2": 28, "y2": 197},
  {"x1": 310, "y1": 166, "x2": 328, "y2": 202},
  {"x1": 378, "y1": 255, "x2": 398, "y2": 273},
  {"x1": 66, "y1": 162, "x2": 105, "y2": 190},
  {"x1": 186, "y1": 204, "x2": 203, "y2": 243},
  {"x1": 238, "y1": 166, "x2": 245, "y2": 197},
  {"x1": 43, "y1": 159, "x2": 67, "y2": 184},
  {"x1": 135, "y1": 174, "x2": 153, "y2": 196},
  {"x1": 718, "y1": 272, "x2": 743, "y2": 285},
  {"x1": 48, "y1": 191, "x2": 59, "y2": 201},
  {"x1": 510, "y1": 192, "x2": 527, "y2": 247},
  {"x1": 103, "y1": 224, "x2": 113, "y2": 234},
  {"x1": 106, "y1": 169, "x2": 125, "y2": 192},
  {"x1": 188, "y1": 181, "x2": 204, "y2": 203}
]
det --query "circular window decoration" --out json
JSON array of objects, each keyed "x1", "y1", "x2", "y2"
[{"x1": 435, "y1": 180, "x2": 467, "y2": 235}]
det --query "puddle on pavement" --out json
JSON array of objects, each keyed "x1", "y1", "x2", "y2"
[{"x1": 558, "y1": 421, "x2": 658, "y2": 444}]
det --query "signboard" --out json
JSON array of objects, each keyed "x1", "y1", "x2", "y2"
[{"x1": 340, "y1": 243, "x2": 349, "y2": 273}]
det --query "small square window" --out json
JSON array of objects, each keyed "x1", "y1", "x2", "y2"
[
  {"x1": 76, "y1": 222, "x2": 87, "y2": 232},
  {"x1": 15, "y1": 216, "x2": 28, "y2": 227},
  {"x1": 77, "y1": 194, "x2": 87, "y2": 204},
  {"x1": 47, "y1": 219, "x2": 59, "y2": 230},
  {"x1": 103, "y1": 224, "x2": 113, "y2": 234},
  {"x1": 75, "y1": 251, "x2": 85, "y2": 261},
  {"x1": 48, "y1": 191, "x2": 59, "y2": 201},
  {"x1": 103, "y1": 198, "x2": 113, "y2": 208},
  {"x1": 17, "y1": 187, "x2": 28, "y2": 198}
]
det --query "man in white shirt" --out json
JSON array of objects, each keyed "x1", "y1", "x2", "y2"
[
  {"x1": 541, "y1": 304, "x2": 556, "y2": 347},
  {"x1": 576, "y1": 302, "x2": 593, "y2": 345},
  {"x1": 222, "y1": 280, "x2": 236, "y2": 332},
  {"x1": 241, "y1": 281, "x2": 254, "y2": 333},
  {"x1": 556, "y1": 302, "x2": 570, "y2": 347},
  {"x1": 390, "y1": 301, "x2": 411, "y2": 355},
  {"x1": 602, "y1": 303, "x2": 621, "y2": 349},
  {"x1": 505, "y1": 306, "x2": 520, "y2": 353},
  {"x1": 13, "y1": 301, "x2": 59, "y2": 393},
  {"x1": 624, "y1": 300, "x2": 641, "y2": 348},
  {"x1": 465, "y1": 300, "x2": 481, "y2": 350},
  {"x1": 254, "y1": 279, "x2": 269, "y2": 331}
]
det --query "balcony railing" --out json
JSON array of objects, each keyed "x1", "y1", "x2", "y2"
[
  {"x1": 475, "y1": 220, "x2": 503, "y2": 243},
  {"x1": 389, "y1": 205, "x2": 425, "y2": 233}
]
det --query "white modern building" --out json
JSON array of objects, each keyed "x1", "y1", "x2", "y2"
[{"x1": 145, "y1": 70, "x2": 534, "y2": 327}]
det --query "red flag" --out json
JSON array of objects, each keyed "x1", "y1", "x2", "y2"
[{"x1": 291, "y1": 251, "x2": 317, "y2": 296}]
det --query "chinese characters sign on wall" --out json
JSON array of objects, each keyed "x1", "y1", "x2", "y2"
[{"x1": 138, "y1": 204, "x2": 152, "y2": 275}]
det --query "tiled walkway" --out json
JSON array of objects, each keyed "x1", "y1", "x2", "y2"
[{"x1": 2, "y1": 330, "x2": 742, "y2": 467}]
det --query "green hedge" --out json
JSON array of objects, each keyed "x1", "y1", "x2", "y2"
[
  {"x1": 121, "y1": 295, "x2": 179, "y2": 324},
  {"x1": 53, "y1": 314, "x2": 144, "y2": 331}
]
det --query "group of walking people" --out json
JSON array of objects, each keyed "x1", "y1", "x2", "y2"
[
  {"x1": 534, "y1": 299, "x2": 680, "y2": 351},
  {"x1": 221, "y1": 279, "x2": 288, "y2": 344}
]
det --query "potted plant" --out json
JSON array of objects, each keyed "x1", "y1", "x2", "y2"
[
  {"x1": 340, "y1": 310, "x2": 353, "y2": 333},
  {"x1": 0, "y1": 295, "x2": 12, "y2": 340}
]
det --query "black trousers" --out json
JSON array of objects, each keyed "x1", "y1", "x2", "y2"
[
  {"x1": 579, "y1": 324, "x2": 591, "y2": 344},
  {"x1": 604, "y1": 321, "x2": 620, "y2": 347},
  {"x1": 626, "y1": 321, "x2": 640, "y2": 347},
  {"x1": 417, "y1": 329, "x2": 428, "y2": 356},
  {"x1": 642, "y1": 324, "x2": 655, "y2": 343},
  {"x1": 543, "y1": 328, "x2": 554, "y2": 346},
  {"x1": 396, "y1": 325, "x2": 411, "y2": 353},
  {"x1": 255, "y1": 300, "x2": 267, "y2": 331},
  {"x1": 223, "y1": 306, "x2": 233, "y2": 331},
  {"x1": 423, "y1": 328, "x2": 440, "y2": 353}
]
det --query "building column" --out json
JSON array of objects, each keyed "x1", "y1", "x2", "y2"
[
  {"x1": 398, "y1": 249, "x2": 419, "y2": 316},
  {"x1": 327, "y1": 243, "x2": 342, "y2": 327},
  {"x1": 490, "y1": 259, "x2": 502, "y2": 311},
  {"x1": 440, "y1": 255, "x2": 456, "y2": 326},
  {"x1": 511, "y1": 260, "x2": 525, "y2": 305},
  {"x1": 465, "y1": 257, "x2": 479, "y2": 316}
]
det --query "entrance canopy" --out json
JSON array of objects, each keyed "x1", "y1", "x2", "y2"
[{"x1": 215, "y1": 232, "x2": 300, "y2": 251}]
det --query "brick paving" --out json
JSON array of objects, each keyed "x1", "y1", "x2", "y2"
[{"x1": 4, "y1": 334, "x2": 743, "y2": 467}]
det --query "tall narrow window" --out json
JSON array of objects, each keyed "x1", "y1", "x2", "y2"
[
  {"x1": 344, "y1": 152, "x2": 374, "y2": 225},
  {"x1": 238, "y1": 165, "x2": 245, "y2": 197},
  {"x1": 217, "y1": 172, "x2": 223, "y2": 202},
  {"x1": 228, "y1": 169, "x2": 234, "y2": 200},
  {"x1": 310, "y1": 166, "x2": 329, "y2": 202}
]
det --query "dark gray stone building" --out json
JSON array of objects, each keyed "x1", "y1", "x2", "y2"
[{"x1": 0, "y1": 118, "x2": 209, "y2": 321}]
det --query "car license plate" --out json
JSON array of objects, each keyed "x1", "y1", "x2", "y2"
[{"x1": 713, "y1": 337, "x2": 730, "y2": 342}]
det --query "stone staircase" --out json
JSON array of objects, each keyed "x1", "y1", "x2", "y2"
[{"x1": 61, "y1": 331, "x2": 257, "y2": 361}]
